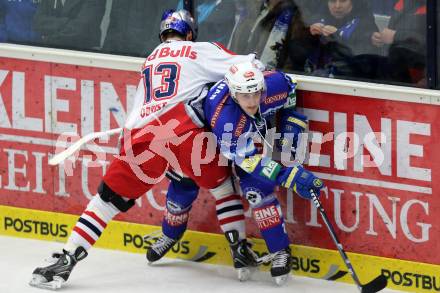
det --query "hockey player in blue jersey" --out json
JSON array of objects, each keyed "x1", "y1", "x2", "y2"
[
  {"x1": 204, "y1": 61, "x2": 324, "y2": 285},
  {"x1": 147, "y1": 61, "x2": 324, "y2": 285}
]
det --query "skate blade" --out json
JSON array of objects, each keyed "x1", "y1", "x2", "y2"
[
  {"x1": 273, "y1": 274, "x2": 289, "y2": 286},
  {"x1": 29, "y1": 275, "x2": 64, "y2": 290},
  {"x1": 237, "y1": 266, "x2": 257, "y2": 282}
]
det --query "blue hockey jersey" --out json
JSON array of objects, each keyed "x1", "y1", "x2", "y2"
[
  {"x1": 201, "y1": 70, "x2": 323, "y2": 200},
  {"x1": 203, "y1": 70, "x2": 298, "y2": 184}
]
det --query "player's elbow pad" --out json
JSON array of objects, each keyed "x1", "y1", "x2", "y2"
[
  {"x1": 278, "y1": 111, "x2": 308, "y2": 151},
  {"x1": 283, "y1": 111, "x2": 308, "y2": 132}
]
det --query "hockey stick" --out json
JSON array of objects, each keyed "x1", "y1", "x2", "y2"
[
  {"x1": 49, "y1": 128, "x2": 122, "y2": 165},
  {"x1": 310, "y1": 190, "x2": 387, "y2": 293}
]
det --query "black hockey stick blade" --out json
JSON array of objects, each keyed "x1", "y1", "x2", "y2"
[{"x1": 361, "y1": 274, "x2": 388, "y2": 293}]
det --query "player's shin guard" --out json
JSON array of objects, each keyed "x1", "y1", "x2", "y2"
[
  {"x1": 147, "y1": 179, "x2": 197, "y2": 262},
  {"x1": 252, "y1": 198, "x2": 292, "y2": 285},
  {"x1": 210, "y1": 178, "x2": 246, "y2": 239},
  {"x1": 252, "y1": 198, "x2": 289, "y2": 253},
  {"x1": 161, "y1": 178, "x2": 197, "y2": 240},
  {"x1": 64, "y1": 194, "x2": 120, "y2": 252},
  {"x1": 146, "y1": 209, "x2": 189, "y2": 263},
  {"x1": 162, "y1": 208, "x2": 189, "y2": 239},
  {"x1": 30, "y1": 191, "x2": 122, "y2": 289}
]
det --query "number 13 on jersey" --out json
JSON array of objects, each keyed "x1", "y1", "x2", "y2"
[{"x1": 142, "y1": 62, "x2": 181, "y2": 104}]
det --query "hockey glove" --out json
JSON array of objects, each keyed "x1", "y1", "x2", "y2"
[
  {"x1": 277, "y1": 111, "x2": 308, "y2": 156},
  {"x1": 277, "y1": 164, "x2": 324, "y2": 200}
]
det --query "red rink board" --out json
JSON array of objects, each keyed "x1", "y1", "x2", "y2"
[{"x1": 0, "y1": 57, "x2": 438, "y2": 266}]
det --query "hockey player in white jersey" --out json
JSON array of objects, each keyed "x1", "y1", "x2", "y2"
[{"x1": 30, "y1": 9, "x2": 260, "y2": 290}]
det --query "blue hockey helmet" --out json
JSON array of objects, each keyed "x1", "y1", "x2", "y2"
[{"x1": 159, "y1": 9, "x2": 197, "y2": 41}]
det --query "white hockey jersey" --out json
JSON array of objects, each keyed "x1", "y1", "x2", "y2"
[{"x1": 124, "y1": 41, "x2": 256, "y2": 131}]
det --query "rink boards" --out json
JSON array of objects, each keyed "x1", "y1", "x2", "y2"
[
  {"x1": 1, "y1": 45, "x2": 440, "y2": 293},
  {"x1": 1, "y1": 205, "x2": 439, "y2": 293}
]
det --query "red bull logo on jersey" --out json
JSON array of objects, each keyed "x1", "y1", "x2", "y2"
[{"x1": 147, "y1": 45, "x2": 197, "y2": 61}]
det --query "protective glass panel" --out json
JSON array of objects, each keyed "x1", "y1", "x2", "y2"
[
  {"x1": 0, "y1": 0, "x2": 180, "y2": 57},
  {"x1": 0, "y1": 0, "x2": 430, "y2": 88},
  {"x1": 193, "y1": 0, "x2": 428, "y2": 88}
]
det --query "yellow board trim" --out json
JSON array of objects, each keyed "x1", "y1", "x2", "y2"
[{"x1": 1, "y1": 205, "x2": 439, "y2": 292}]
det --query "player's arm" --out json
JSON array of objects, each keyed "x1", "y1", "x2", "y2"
[
  {"x1": 276, "y1": 73, "x2": 308, "y2": 155},
  {"x1": 230, "y1": 71, "x2": 320, "y2": 199},
  {"x1": 198, "y1": 42, "x2": 260, "y2": 80},
  {"x1": 236, "y1": 154, "x2": 324, "y2": 200},
  {"x1": 211, "y1": 117, "x2": 323, "y2": 200}
]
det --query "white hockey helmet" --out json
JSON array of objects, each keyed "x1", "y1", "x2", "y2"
[{"x1": 224, "y1": 62, "x2": 265, "y2": 100}]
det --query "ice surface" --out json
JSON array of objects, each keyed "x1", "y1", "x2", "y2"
[{"x1": 0, "y1": 235, "x2": 401, "y2": 293}]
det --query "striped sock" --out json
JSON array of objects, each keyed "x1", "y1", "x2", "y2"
[
  {"x1": 64, "y1": 195, "x2": 119, "y2": 252},
  {"x1": 216, "y1": 194, "x2": 246, "y2": 239}
]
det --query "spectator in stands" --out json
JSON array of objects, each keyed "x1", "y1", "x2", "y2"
[
  {"x1": 371, "y1": 0, "x2": 395, "y2": 16},
  {"x1": 103, "y1": 1, "x2": 179, "y2": 57},
  {"x1": 226, "y1": 0, "x2": 262, "y2": 53},
  {"x1": 192, "y1": 0, "x2": 236, "y2": 44},
  {"x1": 285, "y1": 0, "x2": 319, "y2": 72},
  {"x1": 304, "y1": 0, "x2": 379, "y2": 78},
  {"x1": 0, "y1": 0, "x2": 39, "y2": 44},
  {"x1": 228, "y1": 0, "x2": 297, "y2": 70},
  {"x1": 33, "y1": 0, "x2": 105, "y2": 50},
  {"x1": 371, "y1": 0, "x2": 426, "y2": 86},
  {"x1": 292, "y1": 0, "x2": 320, "y2": 26}
]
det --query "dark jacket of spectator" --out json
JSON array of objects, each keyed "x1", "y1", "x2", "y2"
[
  {"x1": 286, "y1": 3, "x2": 317, "y2": 72},
  {"x1": 33, "y1": 0, "x2": 105, "y2": 50},
  {"x1": 388, "y1": 0, "x2": 426, "y2": 54},
  {"x1": 387, "y1": 0, "x2": 426, "y2": 85},
  {"x1": 230, "y1": 0, "x2": 297, "y2": 69},
  {"x1": 292, "y1": 0, "x2": 320, "y2": 26},
  {"x1": 0, "y1": 0, "x2": 39, "y2": 43},
  {"x1": 371, "y1": 0, "x2": 395, "y2": 15}
]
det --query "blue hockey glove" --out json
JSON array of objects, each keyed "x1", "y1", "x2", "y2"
[
  {"x1": 277, "y1": 111, "x2": 308, "y2": 156},
  {"x1": 277, "y1": 164, "x2": 324, "y2": 200}
]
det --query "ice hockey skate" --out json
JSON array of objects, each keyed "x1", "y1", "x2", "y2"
[
  {"x1": 145, "y1": 231, "x2": 179, "y2": 263},
  {"x1": 29, "y1": 246, "x2": 87, "y2": 290},
  {"x1": 270, "y1": 247, "x2": 292, "y2": 286},
  {"x1": 224, "y1": 230, "x2": 258, "y2": 281}
]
